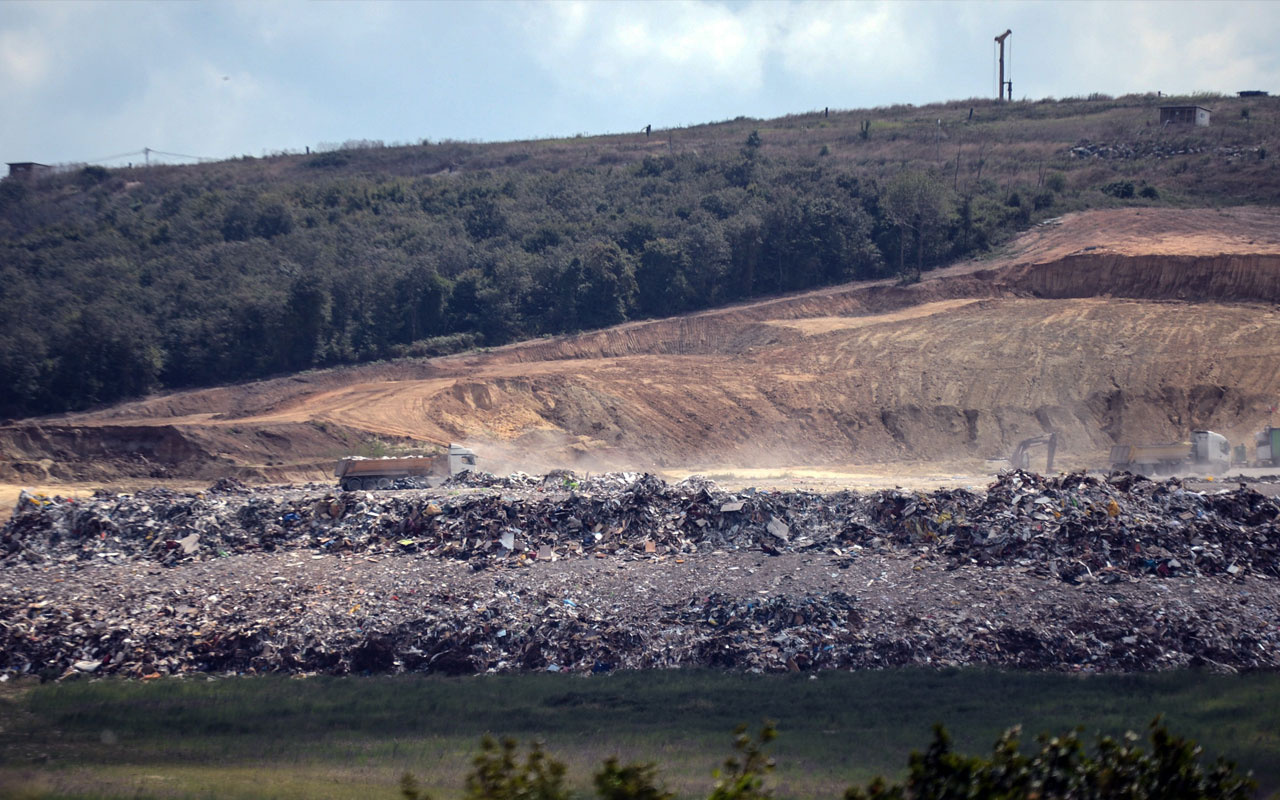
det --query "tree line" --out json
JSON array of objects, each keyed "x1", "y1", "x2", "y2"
[{"x1": 0, "y1": 133, "x2": 1043, "y2": 418}]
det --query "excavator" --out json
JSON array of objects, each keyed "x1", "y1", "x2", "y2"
[{"x1": 1009, "y1": 432, "x2": 1057, "y2": 473}]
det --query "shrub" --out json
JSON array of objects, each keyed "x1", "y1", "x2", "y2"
[
  {"x1": 253, "y1": 202, "x2": 294, "y2": 238},
  {"x1": 595, "y1": 758, "x2": 673, "y2": 800},
  {"x1": 1045, "y1": 171, "x2": 1067, "y2": 193},
  {"x1": 1102, "y1": 181, "x2": 1135, "y2": 198},
  {"x1": 306, "y1": 151, "x2": 351, "y2": 168},
  {"x1": 402, "y1": 720, "x2": 1254, "y2": 800},
  {"x1": 845, "y1": 720, "x2": 1255, "y2": 800},
  {"x1": 77, "y1": 165, "x2": 111, "y2": 187},
  {"x1": 1139, "y1": 185, "x2": 1159, "y2": 199},
  {"x1": 709, "y1": 723, "x2": 776, "y2": 800}
]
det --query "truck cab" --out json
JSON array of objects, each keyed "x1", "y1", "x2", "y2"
[
  {"x1": 1256, "y1": 427, "x2": 1280, "y2": 467},
  {"x1": 447, "y1": 444, "x2": 478, "y2": 475},
  {"x1": 1190, "y1": 430, "x2": 1231, "y2": 474}
]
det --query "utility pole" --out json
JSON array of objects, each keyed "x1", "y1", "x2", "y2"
[
  {"x1": 144, "y1": 146, "x2": 151, "y2": 167},
  {"x1": 994, "y1": 29, "x2": 1011, "y2": 101}
]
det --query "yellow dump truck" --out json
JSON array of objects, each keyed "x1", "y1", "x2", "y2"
[
  {"x1": 334, "y1": 444, "x2": 478, "y2": 491},
  {"x1": 1109, "y1": 430, "x2": 1230, "y2": 475}
]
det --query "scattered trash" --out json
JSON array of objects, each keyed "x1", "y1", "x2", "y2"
[{"x1": 1, "y1": 470, "x2": 1277, "y2": 679}]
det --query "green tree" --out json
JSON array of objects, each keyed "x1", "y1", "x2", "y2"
[
  {"x1": 48, "y1": 305, "x2": 162, "y2": 410},
  {"x1": 882, "y1": 171, "x2": 952, "y2": 277},
  {"x1": 394, "y1": 263, "x2": 452, "y2": 344},
  {"x1": 279, "y1": 274, "x2": 331, "y2": 370},
  {"x1": 576, "y1": 240, "x2": 637, "y2": 328},
  {"x1": 636, "y1": 237, "x2": 692, "y2": 316}
]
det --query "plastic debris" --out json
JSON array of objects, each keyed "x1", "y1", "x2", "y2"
[{"x1": 1, "y1": 470, "x2": 1278, "y2": 679}]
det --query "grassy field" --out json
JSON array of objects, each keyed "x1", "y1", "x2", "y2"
[{"x1": 1, "y1": 669, "x2": 1277, "y2": 800}]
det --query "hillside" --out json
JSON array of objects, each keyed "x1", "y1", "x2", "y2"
[
  {"x1": 2, "y1": 92, "x2": 1278, "y2": 421},
  {"x1": 4, "y1": 206, "x2": 1280, "y2": 486}
]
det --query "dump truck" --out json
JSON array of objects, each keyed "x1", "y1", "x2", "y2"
[
  {"x1": 334, "y1": 444, "x2": 478, "y2": 491},
  {"x1": 1109, "y1": 430, "x2": 1230, "y2": 475},
  {"x1": 1255, "y1": 426, "x2": 1280, "y2": 468}
]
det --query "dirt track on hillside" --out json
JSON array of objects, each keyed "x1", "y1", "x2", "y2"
[{"x1": 4, "y1": 207, "x2": 1280, "y2": 487}]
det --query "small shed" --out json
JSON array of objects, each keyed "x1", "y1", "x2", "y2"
[
  {"x1": 5, "y1": 162, "x2": 52, "y2": 180},
  {"x1": 1159, "y1": 106, "x2": 1211, "y2": 126}
]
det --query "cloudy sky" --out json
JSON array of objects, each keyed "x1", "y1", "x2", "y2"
[{"x1": 2, "y1": 0, "x2": 1278, "y2": 167}]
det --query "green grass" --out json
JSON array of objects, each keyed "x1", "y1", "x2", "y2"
[{"x1": 1, "y1": 669, "x2": 1278, "y2": 799}]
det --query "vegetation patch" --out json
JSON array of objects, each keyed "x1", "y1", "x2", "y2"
[
  {"x1": 1, "y1": 669, "x2": 1278, "y2": 798},
  {"x1": 2, "y1": 93, "x2": 1277, "y2": 419}
]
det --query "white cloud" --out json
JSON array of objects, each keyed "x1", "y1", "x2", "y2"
[
  {"x1": 776, "y1": 2, "x2": 914, "y2": 81},
  {"x1": 523, "y1": 0, "x2": 772, "y2": 98},
  {"x1": 0, "y1": 29, "x2": 51, "y2": 88},
  {"x1": 520, "y1": 1, "x2": 942, "y2": 107}
]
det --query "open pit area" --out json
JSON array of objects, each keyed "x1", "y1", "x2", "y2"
[
  {"x1": 4, "y1": 207, "x2": 1280, "y2": 681},
  {"x1": 3, "y1": 207, "x2": 1280, "y2": 488}
]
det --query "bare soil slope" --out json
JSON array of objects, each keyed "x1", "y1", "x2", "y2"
[{"x1": 5, "y1": 207, "x2": 1280, "y2": 484}]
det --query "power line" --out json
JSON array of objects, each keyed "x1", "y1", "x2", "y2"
[
  {"x1": 149, "y1": 148, "x2": 213, "y2": 162},
  {"x1": 78, "y1": 147, "x2": 215, "y2": 166},
  {"x1": 83, "y1": 149, "x2": 146, "y2": 164}
]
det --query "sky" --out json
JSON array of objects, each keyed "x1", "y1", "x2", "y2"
[{"x1": 2, "y1": 0, "x2": 1278, "y2": 168}]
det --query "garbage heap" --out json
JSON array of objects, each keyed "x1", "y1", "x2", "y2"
[
  {"x1": 2, "y1": 471, "x2": 1278, "y2": 679},
  {"x1": 4, "y1": 471, "x2": 1278, "y2": 581}
]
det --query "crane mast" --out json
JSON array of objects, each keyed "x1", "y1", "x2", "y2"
[{"x1": 994, "y1": 29, "x2": 1012, "y2": 101}]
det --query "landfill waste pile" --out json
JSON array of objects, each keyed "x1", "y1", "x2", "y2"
[{"x1": 1, "y1": 470, "x2": 1277, "y2": 679}]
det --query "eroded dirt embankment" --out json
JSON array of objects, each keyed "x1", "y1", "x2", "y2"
[
  {"x1": 5, "y1": 208, "x2": 1280, "y2": 483},
  {"x1": 0, "y1": 421, "x2": 374, "y2": 484},
  {"x1": 1000, "y1": 253, "x2": 1280, "y2": 304}
]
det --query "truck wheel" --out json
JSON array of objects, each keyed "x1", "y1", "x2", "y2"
[
  {"x1": 341, "y1": 478, "x2": 360, "y2": 492},
  {"x1": 376, "y1": 477, "x2": 393, "y2": 490}
]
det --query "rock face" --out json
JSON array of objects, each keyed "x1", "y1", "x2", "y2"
[{"x1": 2, "y1": 471, "x2": 1278, "y2": 679}]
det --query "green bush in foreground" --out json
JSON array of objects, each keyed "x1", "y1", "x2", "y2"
[{"x1": 403, "y1": 720, "x2": 1256, "y2": 800}]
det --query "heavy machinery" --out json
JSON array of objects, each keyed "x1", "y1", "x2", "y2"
[
  {"x1": 1109, "y1": 430, "x2": 1230, "y2": 475},
  {"x1": 1255, "y1": 426, "x2": 1280, "y2": 468},
  {"x1": 1010, "y1": 432, "x2": 1057, "y2": 472},
  {"x1": 334, "y1": 443, "x2": 478, "y2": 491}
]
